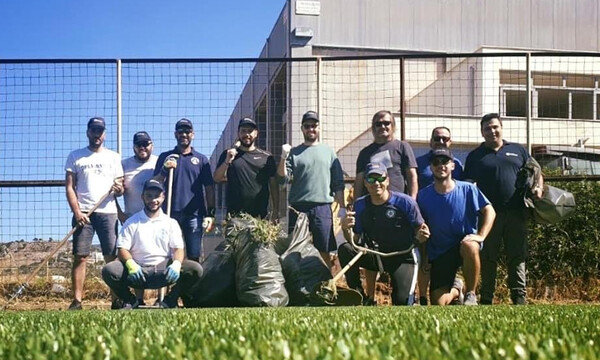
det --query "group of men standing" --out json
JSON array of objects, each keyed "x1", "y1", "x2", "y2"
[{"x1": 64, "y1": 109, "x2": 542, "y2": 309}]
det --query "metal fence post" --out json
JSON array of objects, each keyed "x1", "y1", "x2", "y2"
[
  {"x1": 526, "y1": 53, "x2": 532, "y2": 154},
  {"x1": 116, "y1": 59, "x2": 123, "y2": 155}
]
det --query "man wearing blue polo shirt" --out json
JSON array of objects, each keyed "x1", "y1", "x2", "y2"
[
  {"x1": 464, "y1": 113, "x2": 543, "y2": 305},
  {"x1": 418, "y1": 148, "x2": 495, "y2": 306},
  {"x1": 154, "y1": 118, "x2": 215, "y2": 262}
]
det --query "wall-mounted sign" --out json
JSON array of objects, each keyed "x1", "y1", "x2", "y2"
[{"x1": 296, "y1": 1, "x2": 320, "y2": 16}]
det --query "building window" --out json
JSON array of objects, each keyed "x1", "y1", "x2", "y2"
[{"x1": 538, "y1": 89, "x2": 568, "y2": 119}]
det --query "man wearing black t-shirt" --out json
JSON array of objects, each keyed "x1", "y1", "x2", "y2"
[{"x1": 214, "y1": 118, "x2": 278, "y2": 220}]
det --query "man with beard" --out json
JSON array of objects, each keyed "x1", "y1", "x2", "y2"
[
  {"x1": 65, "y1": 117, "x2": 124, "y2": 310},
  {"x1": 464, "y1": 113, "x2": 543, "y2": 305},
  {"x1": 340, "y1": 162, "x2": 426, "y2": 306},
  {"x1": 102, "y1": 179, "x2": 204, "y2": 309},
  {"x1": 414, "y1": 126, "x2": 464, "y2": 305},
  {"x1": 154, "y1": 118, "x2": 215, "y2": 262},
  {"x1": 354, "y1": 110, "x2": 418, "y2": 303},
  {"x1": 214, "y1": 118, "x2": 278, "y2": 219},
  {"x1": 277, "y1": 111, "x2": 346, "y2": 268},
  {"x1": 417, "y1": 148, "x2": 495, "y2": 306}
]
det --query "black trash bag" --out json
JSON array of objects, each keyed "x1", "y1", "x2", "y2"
[
  {"x1": 280, "y1": 212, "x2": 332, "y2": 306},
  {"x1": 228, "y1": 217, "x2": 289, "y2": 307},
  {"x1": 181, "y1": 247, "x2": 238, "y2": 308}
]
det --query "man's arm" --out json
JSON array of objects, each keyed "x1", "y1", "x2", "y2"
[
  {"x1": 405, "y1": 167, "x2": 418, "y2": 199},
  {"x1": 171, "y1": 247, "x2": 184, "y2": 263},
  {"x1": 117, "y1": 247, "x2": 134, "y2": 263},
  {"x1": 204, "y1": 184, "x2": 215, "y2": 212},
  {"x1": 65, "y1": 171, "x2": 88, "y2": 225},
  {"x1": 213, "y1": 150, "x2": 235, "y2": 183},
  {"x1": 462, "y1": 204, "x2": 496, "y2": 243},
  {"x1": 276, "y1": 144, "x2": 292, "y2": 181}
]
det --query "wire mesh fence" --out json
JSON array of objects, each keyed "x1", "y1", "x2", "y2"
[{"x1": 1, "y1": 52, "x2": 599, "y2": 278}]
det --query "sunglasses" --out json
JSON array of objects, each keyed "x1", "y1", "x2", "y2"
[
  {"x1": 431, "y1": 157, "x2": 452, "y2": 166},
  {"x1": 176, "y1": 128, "x2": 193, "y2": 135},
  {"x1": 302, "y1": 124, "x2": 318, "y2": 130},
  {"x1": 366, "y1": 175, "x2": 387, "y2": 184},
  {"x1": 135, "y1": 141, "x2": 152, "y2": 148},
  {"x1": 433, "y1": 136, "x2": 450, "y2": 142},
  {"x1": 374, "y1": 121, "x2": 392, "y2": 128}
]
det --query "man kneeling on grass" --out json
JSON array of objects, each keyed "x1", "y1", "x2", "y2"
[
  {"x1": 102, "y1": 179, "x2": 203, "y2": 309},
  {"x1": 417, "y1": 148, "x2": 495, "y2": 306}
]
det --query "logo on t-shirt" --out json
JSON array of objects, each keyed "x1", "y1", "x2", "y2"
[
  {"x1": 506, "y1": 152, "x2": 519, "y2": 157},
  {"x1": 191, "y1": 157, "x2": 200, "y2": 165},
  {"x1": 371, "y1": 150, "x2": 393, "y2": 169},
  {"x1": 157, "y1": 229, "x2": 168, "y2": 243},
  {"x1": 385, "y1": 209, "x2": 396, "y2": 218}
]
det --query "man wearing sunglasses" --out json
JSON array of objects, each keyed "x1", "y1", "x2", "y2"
[
  {"x1": 340, "y1": 162, "x2": 426, "y2": 306},
  {"x1": 153, "y1": 118, "x2": 215, "y2": 262},
  {"x1": 277, "y1": 111, "x2": 346, "y2": 268},
  {"x1": 464, "y1": 113, "x2": 543, "y2": 305},
  {"x1": 417, "y1": 148, "x2": 495, "y2": 306},
  {"x1": 414, "y1": 126, "x2": 464, "y2": 306}
]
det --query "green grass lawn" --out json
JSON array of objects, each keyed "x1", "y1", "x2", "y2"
[{"x1": 0, "y1": 305, "x2": 598, "y2": 359}]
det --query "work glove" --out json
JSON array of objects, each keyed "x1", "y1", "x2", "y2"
[
  {"x1": 202, "y1": 216, "x2": 215, "y2": 233},
  {"x1": 163, "y1": 154, "x2": 179, "y2": 170},
  {"x1": 165, "y1": 260, "x2": 182, "y2": 284},
  {"x1": 281, "y1": 144, "x2": 292, "y2": 159},
  {"x1": 125, "y1": 259, "x2": 146, "y2": 286}
]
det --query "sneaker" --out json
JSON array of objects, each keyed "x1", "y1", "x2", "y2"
[
  {"x1": 363, "y1": 297, "x2": 377, "y2": 306},
  {"x1": 464, "y1": 291, "x2": 478, "y2": 306},
  {"x1": 110, "y1": 298, "x2": 124, "y2": 310},
  {"x1": 450, "y1": 278, "x2": 464, "y2": 305},
  {"x1": 512, "y1": 296, "x2": 527, "y2": 305},
  {"x1": 121, "y1": 299, "x2": 139, "y2": 310},
  {"x1": 68, "y1": 299, "x2": 82, "y2": 311}
]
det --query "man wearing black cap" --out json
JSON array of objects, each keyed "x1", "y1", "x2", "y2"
[
  {"x1": 102, "y1": 179, "x2": 203, "y2": 309},
  {"x1": 277, "y1": 111, "x2": 346, "y2": 268},
  {"x1": 417, "y1": 148, "x2": 495, "y2": 306},
  {"x1": 153, "y1": 118, "x2": 215, "y2": 262},
  {"x1": 64, "y1": 117, "x2": 124, "y2": 310},
  {"x1": 214, "y1": 117, "x2": 278, "y2": 219},
  {"x1": 340, "y1": 162, "x2": 426, "y2": 306},
  {"x1": 119, "y1": 131, "x2": 158, "y2": 223}
]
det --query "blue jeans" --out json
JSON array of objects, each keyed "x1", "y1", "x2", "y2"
[{"x1": 171, "y1": 212, "x2": 204, "y2": 260}]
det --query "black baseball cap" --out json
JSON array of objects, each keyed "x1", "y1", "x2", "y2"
[
  {"x1": 87, "y1": 117, "x2": 105, "y2": 130},
  {"x1": 302, "y1": 111, "x2": 319, "y2": 123},
  {"x1": 133, "y1": 131, "x2": 152, "y2": 144},
  {"x1": 175, "y1": 118, "x2": 193, "y2": 130},
  {"x1": 143, "y1": 179, "x2": 164, "y2": 193},
  {"x1": 430, "y1": 148, "x2": 453, "y2": 162},
  {"x1": 238, "y1": 117, "x2": 257, "y2": 129}
]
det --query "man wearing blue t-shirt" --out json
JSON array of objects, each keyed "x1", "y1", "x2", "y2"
[
  {"x1": 418, "y1": 148, "x2": 495, "y2": 306},
  {"x1": 464, "y1": 113, "x2": 543, "y2": 305},
  {"x1": 340, "y1": 162, "x2": 427, "y2": 306},
  {"x1": 154, "y1": 118, "x2": 215, "y2": 262}
]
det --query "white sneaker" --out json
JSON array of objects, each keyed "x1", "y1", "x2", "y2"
[{"x1": 464, "y1": 291, "x2": 478, "y2": 306}]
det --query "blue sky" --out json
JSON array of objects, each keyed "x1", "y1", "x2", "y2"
[
  {"x1": 0, "y1": 0, "x2": 286, "y2": 59},
  {"x1": 0, "y1": 1, "x2": 287, "y2": 243}
]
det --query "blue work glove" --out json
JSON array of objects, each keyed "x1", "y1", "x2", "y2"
[
  {"x1": 125, "y1": 259, "x2": 146, "y2": 286},
  {"x1": 165, "y1": 260, "x2": 182, "y2": 284}
]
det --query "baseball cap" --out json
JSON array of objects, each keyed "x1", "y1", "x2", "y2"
[
  {"x1": 302, "y1": 111, "x2": 319, "y2": 123},
  {"x1": 430, "y1": 148, "x2": 453, "y2": 162},
  {"x1": 365, "y1": 162, "x2": 388, "y2": 177},
  {"x1": 175, "y1": 118, "x2": 194, "y2": 130},
  {"x1": 133, "y1": 131, "x2": 152, "y2": 144},
  {"x1": 87, "y1": 117, "x2": 105, "y2": 130},
  {"x1": 238, "y1": 117, "x2": 257, "y2": 129},
  {"x1": 143, "y1": 179, "x2": 164, "y2": 193}
]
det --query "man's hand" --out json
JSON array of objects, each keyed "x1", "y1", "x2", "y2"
[
  {"x1": 111, "y1": 178, "x2": 124, "y2": 196},
  {"x1": 202, "y1": 216, "x2": 215, "y2": 233},
  {"x1": 163, "y1": 154, "x2": 179, "y2": 170},
  {"x1": 415, "y1": 223, "x2": 430, "y2": 244},
  {"x1": 461, "y1": 234, "x2": 485, "y2": 243},
  {"x1": 225, "y1": 147, "x2": 238, "y2": 164},
  {"x1": 74, "y1": 211, "x2": 90, "y2": 226},
  {"x1": 125, "y1": 259, "x2": 146, "y2": 286},
  {"x1": 532, "y1": 185, "x2": 543, "y2": 200},
  {"x1": 341, "y1": 211, "x2": 356, "y2": 231},
  {"x1": 165, "y1": 260, "x2": 181, "y2": 284},
  {"x1": 281, "y1": 144, "x2": 292, "y2": 160}
]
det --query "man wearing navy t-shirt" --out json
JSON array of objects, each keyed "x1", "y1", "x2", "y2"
[
  {"x1": 464, "y1": 113, "x2": 543, "y2": 305},
  {"x1": 418, "y1": 148, "x2": 495, "y2": 306},
  {"x1": 154, "y1": 118, "x2": 215, "y2": 262}
]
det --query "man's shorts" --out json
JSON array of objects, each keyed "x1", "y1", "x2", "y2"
[
  {"x1": 288, "y1": 203, "x2": 336, "y2": 253},
  {"x1": 430, "y1": 242, "x2": 483, "y2": 292},
  {"x1": 72, "y1": 213, "x2": 118, "y2": 256}
]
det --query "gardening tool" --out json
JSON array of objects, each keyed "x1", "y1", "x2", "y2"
[
  {"x1": 310, "y1": 236, "x2": 416, "y2": 306},
  {"x1": 2, "y1": 188, "x2": 114, "y2": 310}
]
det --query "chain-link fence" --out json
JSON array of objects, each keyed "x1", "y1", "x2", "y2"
[{"x1": 1, "y1": 52, "x2": 599, "y2": 278}]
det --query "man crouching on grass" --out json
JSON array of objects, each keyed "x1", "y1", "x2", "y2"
[
  {"x1": 102, "y1": 179, "x2": 203, "y2": 309},
  {"x1": 417, "y1": 148, "x2": 495, "y2": 306}
]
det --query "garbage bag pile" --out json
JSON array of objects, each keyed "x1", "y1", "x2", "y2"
[{"x1": 184, "y1": 212, "x2": 331, "y2": 307}]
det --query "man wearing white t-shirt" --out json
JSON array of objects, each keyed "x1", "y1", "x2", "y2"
[
  {"x1": 102, "y1": 179, "x2": 203, "y2": 309},
  {"x1": 119, "y1": 131, "x2": 158, "y2": 222},
  {"x1": 65, "y1": 117, "x2": 124, "y2": 310}
]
